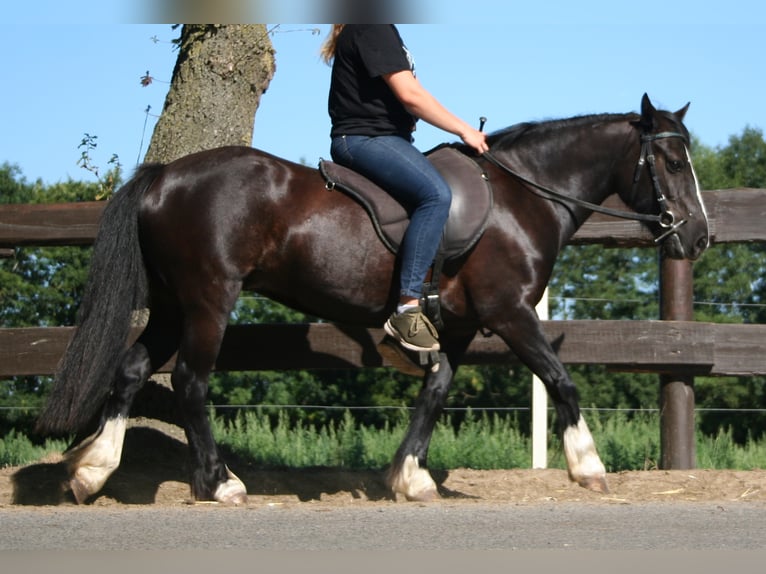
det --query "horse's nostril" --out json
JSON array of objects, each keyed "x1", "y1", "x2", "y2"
[{"x1": 695, "y1": 236, "x2": 709, "y2": 256}]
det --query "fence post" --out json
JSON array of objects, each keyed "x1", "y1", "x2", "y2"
[
  {"x1": 659, "y1": 254, "x2": 696, "y2": 469},
  {"x1": 532, "y1": 288, "x2": 549, "y2": 469}
]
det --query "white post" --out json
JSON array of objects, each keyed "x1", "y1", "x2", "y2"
[{"x1": 532, "y1": 288, "x2": 549, "y2": 469}]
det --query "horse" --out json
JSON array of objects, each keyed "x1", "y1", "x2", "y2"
[{"x1": 35, "y1": 94, "x2": 709, "y2": 504}]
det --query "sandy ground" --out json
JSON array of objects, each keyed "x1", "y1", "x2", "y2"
[{"x1": 3, "y1": 420, "x2": 765, "y2": 508}]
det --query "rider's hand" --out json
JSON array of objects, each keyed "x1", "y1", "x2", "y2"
[{"x1": 461, "y1": 128, "x2": 489, "y2": 155}]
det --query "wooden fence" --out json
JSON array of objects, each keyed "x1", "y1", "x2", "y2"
[{"x1": 2, "y1": 189, "x2": 766, "y2": 469}]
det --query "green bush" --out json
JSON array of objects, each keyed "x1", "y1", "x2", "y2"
[
  {"x1": 428, "y1": 410, "x2": 532, "y2": 469},
  {"x1": 583, "y1": 410, "x2": 661, "y2": 472},
  {"x1": 0, "y1": 429, "x2": 67, "y2": 468},
  {"x1": 697, "y1": 426, "x2": 766, "y2": 469},
  {"x1": 4, "y1": 409, "x2": 766, "y2": 471},
  {"x1": 210, "y1": 408, "x2": 766, "y2": 472}
]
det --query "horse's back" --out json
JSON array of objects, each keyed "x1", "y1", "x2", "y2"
[
  {"x1": 139, "y1": 146, "x2": 324, "y2": 235},
  {"x1": 137, "y1": 146, "x2": 398, "y2": 318}
]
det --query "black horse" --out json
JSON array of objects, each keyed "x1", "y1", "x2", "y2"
[{"x1": 36, "y1": 94, "x2": 709, "y2": 504}]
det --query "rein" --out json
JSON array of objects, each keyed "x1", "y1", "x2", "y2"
[{"x1": 481, "y1": 130, "x2": 689, "y2": 243}]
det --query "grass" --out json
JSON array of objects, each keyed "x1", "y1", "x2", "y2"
[
  {"x1": 0, "y1": 429, "x2": 67, "y2": 468},
  {"x1": 3, "y1": 409, "x2": 766, "y2": 470}
]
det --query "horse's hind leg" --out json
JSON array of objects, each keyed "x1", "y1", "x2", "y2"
[
  {"x1": 171, "y1": 293, "x2": 246, "y2": 504},
  {"x1": 65, "y1": 310, "x2": 180, "y2": 503}
]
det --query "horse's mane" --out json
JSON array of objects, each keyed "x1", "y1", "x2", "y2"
[
  {"x1": 434, "y1": 107, "x2": 688, "y2": 156},
  {"x1": 486, "y1": 112, "x2": 638, "y2": 151}
]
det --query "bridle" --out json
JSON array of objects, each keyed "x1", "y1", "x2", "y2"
[{"x1": 480, "y1": 130, "x2": 690, "y2": 244}]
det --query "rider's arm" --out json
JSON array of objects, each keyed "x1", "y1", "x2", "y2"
[{"x1": 383, "y1": 70, "x2": 488, "y2": 154}]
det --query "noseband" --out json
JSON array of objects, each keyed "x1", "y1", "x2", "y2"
[
  {"x1": 631, "y1": 131, "x2": 689, "y2": 243},
  {"x1": 482, "y1": 130, "x2": 690, "y2": 244}
]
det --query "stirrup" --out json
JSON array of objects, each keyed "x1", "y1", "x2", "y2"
[{"x1": 377, "y1": 335, "x2": 440, "y2": 376}]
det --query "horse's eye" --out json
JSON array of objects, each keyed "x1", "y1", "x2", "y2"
[{"x1": 668, "y1": 159, "x2": 685, "y2": 173}]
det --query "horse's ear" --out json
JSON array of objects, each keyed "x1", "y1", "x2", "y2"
[
  {"x1": 639, "y1": 93, "x2": 656, "y2": 130},
  {"x1": 674, "y1": 102, "x2": 690, "y2": 122}
]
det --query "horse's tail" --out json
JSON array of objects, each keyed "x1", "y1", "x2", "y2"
[{"x1": 35, "y1": 164, "x2": 164, "y2": 436}]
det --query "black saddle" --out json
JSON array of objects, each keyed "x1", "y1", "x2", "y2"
[{"x1": 319, "y1": 145, "x2": 493, "y2": 261}]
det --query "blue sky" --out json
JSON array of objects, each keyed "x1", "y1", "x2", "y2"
[{"x1": 3, "y1": 2, "x2": 764, "y2": 186}]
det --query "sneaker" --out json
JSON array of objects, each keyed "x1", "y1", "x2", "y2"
[
  {"x1": 384, "y1": 307, "x2": 440, "y2": 353},
  {"x1": 376, "y1": 336, "x2": 427, "y2": 377}
]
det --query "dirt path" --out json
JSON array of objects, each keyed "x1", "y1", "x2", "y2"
[{"x1": 3, "y1": 423, "x2": 766, "y2": 508}]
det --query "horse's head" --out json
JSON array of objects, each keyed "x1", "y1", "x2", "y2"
[{"x1": 622, "y1": 94, "x2": 710, "y2": 260}]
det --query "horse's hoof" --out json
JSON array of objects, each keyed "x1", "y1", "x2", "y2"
[
  {"x1": 214, "y1": 466, "x2": 248, "y2": 505},
  {"x1": 69, "y1": 477, "x2": 92, "y2": 504},
  {"x1": 404, "y1": 488, "x2": 440, "y2": 502},
  {"x1": 577, "y1": 474, "x2": 610, "y2": 494},
  {"x1": 387, "y1": 455, "x2": 440, "y2": 502},
  {"x1": 219, "y1": 491, "x2": 249, "y2": 505}
]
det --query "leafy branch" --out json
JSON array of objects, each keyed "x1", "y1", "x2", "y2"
[{"x1": 77, "y1": 134, "x2": 121, "y2": 200}]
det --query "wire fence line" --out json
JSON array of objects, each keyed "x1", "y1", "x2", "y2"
[{"x1": 2, "y1": 404, "x2": 765, "y2": 415}]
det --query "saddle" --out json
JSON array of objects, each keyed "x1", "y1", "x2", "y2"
[{"x1": 319, "y1": 145, "x2": 493, "y2": 261}]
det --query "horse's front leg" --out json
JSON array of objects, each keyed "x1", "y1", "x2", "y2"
[
  {"x1": 386, "y1": 335, "x2": 472, "y2": 501},
  {"x1": 386, "y1": 355, "x2": 453, "y2": 501},
  {"x1": 560, "y1": 412, "x2": 609, "y2": 493},
  {"x1": 487, "y1": 306, "x2": 608, "y2": 493}
]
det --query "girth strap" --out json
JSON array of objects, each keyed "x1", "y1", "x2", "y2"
[{"x1": 421, "y1": 254, "x2": 445, "y2": 331}]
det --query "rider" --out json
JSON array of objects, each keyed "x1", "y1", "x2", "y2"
[{"x1": 321, "y1": 24, "x2": 488, "y2": 354}]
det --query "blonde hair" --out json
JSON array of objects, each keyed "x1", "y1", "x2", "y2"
[{"x1": 320, "y1": 25, "x2": 345, "y2": 65}]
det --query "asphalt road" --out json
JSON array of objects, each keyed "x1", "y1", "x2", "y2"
[{"x1": 2, "y1": 502, "x2": 765, "y2": 551}]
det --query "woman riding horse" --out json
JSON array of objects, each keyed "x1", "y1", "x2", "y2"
[{"x1": 36, "y1": 94, "x2": 708, "y2": 504}]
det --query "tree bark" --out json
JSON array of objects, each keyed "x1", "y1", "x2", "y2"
[{"x1": 144, "y1": 24, "x2": 276, "y2": 164}]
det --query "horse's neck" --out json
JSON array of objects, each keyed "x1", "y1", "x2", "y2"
[
  {"x1": 516, "y1": 125, "x2": 630, "y2": 205},
  {"x1": 501, "y1": 124, "x2": 632, "y2": 241}
]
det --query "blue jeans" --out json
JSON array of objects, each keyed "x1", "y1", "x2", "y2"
[{"x1": 331, "y1": 134, "x2": 451, "y2": 300}]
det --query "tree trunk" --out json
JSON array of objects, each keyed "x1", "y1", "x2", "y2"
[{"x1": 144, "y1": 24, "x2": 276, "y2": 164}]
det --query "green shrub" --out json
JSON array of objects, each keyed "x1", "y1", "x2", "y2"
[
  {"x1": 0, "y1": 429, "x2": 67, "y2": 468},
  {"x1": 429, "y1": 410, "x2": 532, "y2": 469},
  {"x1": 585, "y1": 410, "x2": 661, "y2": 472},
  {"x1": 4, "y1": 408, "x2": 766, "y2": 470}
]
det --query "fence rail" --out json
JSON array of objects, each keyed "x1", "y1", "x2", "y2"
[
  {"x1": 2, "y1": 320, "x2": 765, "y2": 377},
  {"x1": 3, "y1": 188, "x2": 766, "y2": 249}
]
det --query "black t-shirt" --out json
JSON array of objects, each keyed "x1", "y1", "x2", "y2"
[{"x1": 328, "y1": 25, "x2": 416, "y2": 140}]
